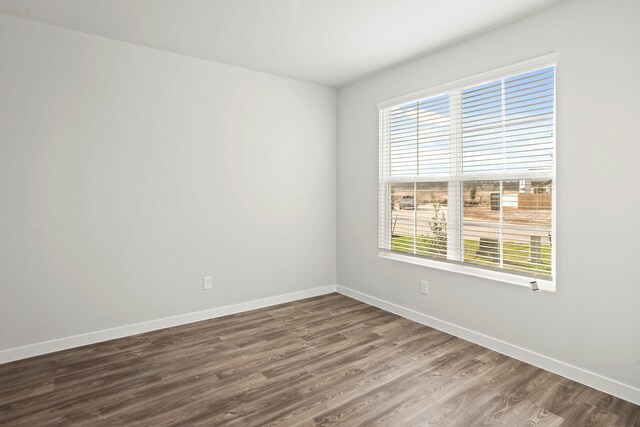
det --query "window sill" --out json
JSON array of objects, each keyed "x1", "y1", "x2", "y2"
[{"x1": 378, "y1": 250, "x2": 556, "y2": 292}]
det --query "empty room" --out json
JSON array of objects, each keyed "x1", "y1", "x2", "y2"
[{"x1": 1, "y1": 0, "x2": 639, "y2": 425}]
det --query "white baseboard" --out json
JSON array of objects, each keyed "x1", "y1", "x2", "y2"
[
  {"x1": 3, "y1": 283, "x2": 637, "y2": 406},
  {"x1": 0, "y1": 285, "x2": 337, "y2": 365},
  {"x1": 335, "y1": 285, "x2": 640, "y2": 406}
]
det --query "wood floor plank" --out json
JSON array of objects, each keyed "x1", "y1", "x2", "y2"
[{"x1": 0, "y1": 293, "x2": 638, "y2": 426}]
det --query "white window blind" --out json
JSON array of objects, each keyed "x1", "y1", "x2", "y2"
[{"x1": 379, "y1": 57, "x2": 556, "y2": 288}]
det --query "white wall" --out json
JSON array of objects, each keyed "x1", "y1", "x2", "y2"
[
  {"x1": 338, "y1": 0, "x2": 640, "y2": 395},
  {"x1": 0, "y1": 14, "x2": 336, "y2": 351}
]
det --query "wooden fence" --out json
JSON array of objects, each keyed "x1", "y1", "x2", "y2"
[{"x1": 518, "y1": 193, "x2": 552, "y2": 210}]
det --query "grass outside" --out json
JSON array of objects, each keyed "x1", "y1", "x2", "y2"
[{"x1": 391, "y1": 235, "x2": 552, "y2": 277}]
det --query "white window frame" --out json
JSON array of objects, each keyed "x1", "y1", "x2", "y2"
[{"x1": 378, "y1": 54, "x2": 557, "y2": 292}]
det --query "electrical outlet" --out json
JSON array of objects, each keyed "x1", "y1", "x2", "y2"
[
  {"x1": 420, "y1": 280, "x2": 429, "y2": 295},
  {"x1": 203, "y1": 276, "x2": 213, "y2": 290}
]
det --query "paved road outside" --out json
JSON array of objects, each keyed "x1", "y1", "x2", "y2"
[{"x1": 391, "y1": 203, "x2": 552, "y2": 242}]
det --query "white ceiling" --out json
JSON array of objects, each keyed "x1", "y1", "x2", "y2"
[{"x1": 0, "y1": 0, "x2": 565, "y2": 87}]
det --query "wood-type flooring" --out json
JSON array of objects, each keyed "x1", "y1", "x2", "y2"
[{"x1": 1, "y1": 293, "x2": 639, "y2": 426}]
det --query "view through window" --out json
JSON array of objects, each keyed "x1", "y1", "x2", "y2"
[{"x1": 379, "y1": 60, "x2": 555, "y2": 284}]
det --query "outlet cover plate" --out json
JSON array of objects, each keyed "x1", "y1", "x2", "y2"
[{"x1": 420, "y1": 280, "x2": 429, "y2": 295}]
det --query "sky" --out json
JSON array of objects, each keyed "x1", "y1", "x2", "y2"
[{"x1": 387, "y1": 66, "x2": 555, "y2": 177}]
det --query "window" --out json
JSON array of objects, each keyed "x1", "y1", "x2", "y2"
[{"x1": 378, "y1": 56, "x2": 556, "y2": 290}]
